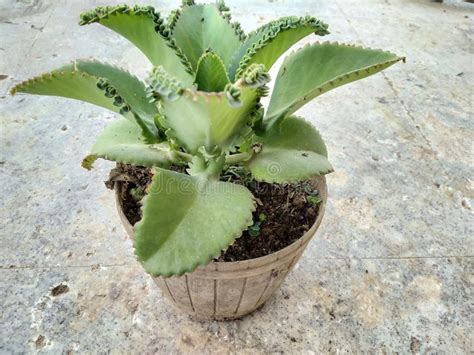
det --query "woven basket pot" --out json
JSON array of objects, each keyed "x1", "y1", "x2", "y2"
[{"x1": 115, "y1": 176, "x2": 327, "y2": 320}]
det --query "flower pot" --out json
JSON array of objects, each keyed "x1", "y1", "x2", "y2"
[{"x1": 115, "y1": 176, "x2": 327, "y2": 320}]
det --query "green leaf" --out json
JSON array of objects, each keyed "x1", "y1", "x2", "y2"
[
  {"x1": 71, "y1": 61, "x2": 157, "y2": 121},
  {"x1": 194, "y1": 51, "x2": 230, "y2": 92},
  {"x1": 307, "y1": 194, "x2": 322, "y2": 205},
  {"x1": 79, "y1": 5, "x2": 194, "y2": 86},
  {"x1": 248, "y1": 221, "x2": 261, "y2": 237},
  {"x1": 159, "y1": 90, "x2": 258, "y2": 153},
  {"x1": 171, "y1": 4, "x2": 241, "y2": 70},
  {"x1": 265, "y1": 42, "x2": 405, "y2": 129},
  {"x1": 247, "y1": 116, "x2": 333, "y2": 183},
  {"x1": 186, "y1": 153, "x2": 225, "y2": 180},
  {"x1": 134, "y1": 168, "x2": 255, "y2": 276},
  {"x1": 83, "y1": 119, "x2": 171, "y2": 169},
  {"x1": 148, "y1": 64, "x2": 270, "y2": 153},
  {"x1": 229, "y1": 16, "x2": 329, "y2": 80},
  {"x1": 12, "y1": 65, "x2": 117, "y2": 111},
  {"x1": 11, "y1": 60, "x2": 161, "y2": 140}
]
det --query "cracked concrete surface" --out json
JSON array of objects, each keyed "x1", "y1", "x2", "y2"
[{"x1": 1, "y1": 0, "x2": 473, "y2": 353}]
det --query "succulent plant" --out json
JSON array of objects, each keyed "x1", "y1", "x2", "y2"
[{"x1": 11, "y1": 1, "x2": 404, "y2": 276}]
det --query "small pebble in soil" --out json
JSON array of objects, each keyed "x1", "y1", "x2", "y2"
[
  {"x1": 51, "y1": 283, "x2": 69, "y2": 296},
  {"x1": 35, "y1": 335, "x2": 46, "y2": 349}
]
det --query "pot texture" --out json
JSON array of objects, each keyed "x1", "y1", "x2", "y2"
[{"x1": 115, "y1": 176, "x2": 327, "y2": 320}]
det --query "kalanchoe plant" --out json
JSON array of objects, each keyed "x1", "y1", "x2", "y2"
[{"x1": 11, "y1": 1, "x2": 404, "y2": 277}]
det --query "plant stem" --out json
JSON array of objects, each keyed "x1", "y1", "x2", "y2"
[
  {"x1": 173, "y1": 150, "x2": 193, "y2": 163},
  {"x1": 225, "y1": 151, "x2": 253, "y2": 165},
  {"x1": 170, "y1": 150, "x2": 254, "y2": 166}
]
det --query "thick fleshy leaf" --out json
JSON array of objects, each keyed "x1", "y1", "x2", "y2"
[
  {"x1": 228, "y1": 16, "x2": 329, "y2": 80},
  {"x1": 247, "y1": 116, "x2": 333, "y2": 183},
  {"x1": 147, "y1": 64, "x2": 270, "y2": 153},
  {"x1": 83, "y1": 119, "x2": 171, "y2": 169},
  {"x1": 171, "y1": 4, "x2": 241, "y2": 70},
  {"x1": 159, "y1": 89, "x2": 258, "y2": 153},
  {"x1": 79, "y1": 5, "x2": 194, "y2": 86},
  {"x1": 194, "y1": 51, "x2": 230, "y2": 92},
  {"x1": 71, "y1": 60, "x2": 157, "y2": 122},
  {"x1": 134, "y1": 168, "x2": 255, "y2": 276},
  {"x1": 265, "y1": 42, "x2": 404, "y2": 129},
  {"x1": 11, "y1": 60, "x2": 161, "y2": 140}
]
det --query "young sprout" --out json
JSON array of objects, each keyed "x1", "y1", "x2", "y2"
[{"x1": 248, "y1": 222, "x2": 261, "y2": 237}]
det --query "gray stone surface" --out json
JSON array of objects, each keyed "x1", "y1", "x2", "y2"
[{"x1": 1, "y1": 0, "x2": 473, "y2": 353}]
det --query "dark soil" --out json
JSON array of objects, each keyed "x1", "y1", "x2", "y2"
[
  {"x1": 106, "y1": 164, "x2": 153, "y2": 225},
  {"x1": 106, "y1": 164, "x2": 321, "y2": 262}
]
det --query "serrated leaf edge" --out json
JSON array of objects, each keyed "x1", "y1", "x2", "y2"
[
  {"x1": 252, "y1": 163, "x2": 334, "y2": 184},
  {"x1": 194, "y1": 51, "x2": 231, "y2": 90},
  {"x1": 265, "y1": 41, "x2": 406, "y2": 126},
  {"x1": 79, "y1": 4, "x2": 194, "y2": 75},
  {"x1": 215, "y1": 0, "x2": 246, "y2": 42},
  {"x1": 232, "y1": 15, "x2": 329, "y2": 79},
  {"x1": 134, "y1": 169, "x2": 256, "y2": 277}
]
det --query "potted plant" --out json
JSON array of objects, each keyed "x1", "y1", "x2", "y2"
[{"x1": 11, "y1": 1, "x2": 403, "y2": 320}]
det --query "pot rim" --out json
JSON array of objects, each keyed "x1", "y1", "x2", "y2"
[{"x1": 114, "y1": 175, "x2": 327, "y2": 275}]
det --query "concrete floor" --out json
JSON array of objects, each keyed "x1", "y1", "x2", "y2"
[{"x1": 1, "y1": 0, "x2": 473, "y2": 353}]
